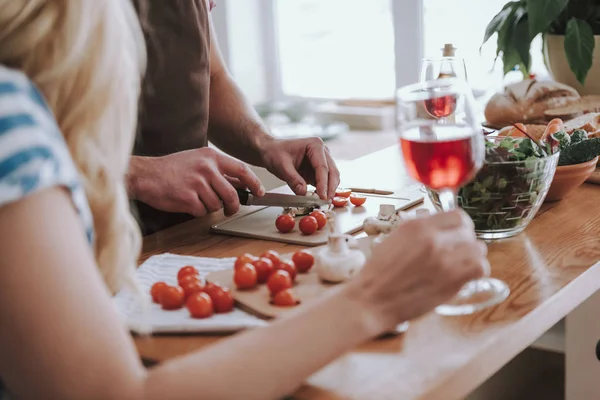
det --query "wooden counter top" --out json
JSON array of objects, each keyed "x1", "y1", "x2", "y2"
[{"x1": 135, "y1": 145, "x2": 600, "y2": 400}]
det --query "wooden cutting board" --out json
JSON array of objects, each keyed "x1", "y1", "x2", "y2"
[
  {"x1": 206, "y1": 237, "x2": 375, "y2": 319},
  {"x1": 210, "y1": 185, "x2": 424, "y2": 246}
]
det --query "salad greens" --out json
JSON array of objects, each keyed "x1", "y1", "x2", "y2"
[{"x1": 429, "y1": 136, "x2": 557, "y2": 233}]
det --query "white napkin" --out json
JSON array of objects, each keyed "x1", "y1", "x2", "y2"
[{"x1": 114, "y1": 253, "x2": 267, "y2": 334}]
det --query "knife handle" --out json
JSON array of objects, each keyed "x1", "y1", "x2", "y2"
[{"x1": 236, "y1": 188, "x2": 251, "y2": 206}]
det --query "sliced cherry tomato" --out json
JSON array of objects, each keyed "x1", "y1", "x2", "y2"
[
  {"x1": 259, "y1": 250, "x2": 281, "y2": 269},
  {"x1": 310, "y1": 210, "x2": 327, "y2": 230},
  {"x1": 186, "y1": 292, "x2": 214, "y2": 319},
  {"x1": 299, "y1": 215, "x2": 318, "y2": 235},
  {"x1": 272, "y1": 289, "x2": 300, "y2": 307},
  {"x1": 180, "y1": 280, "x2": 204, "y2": 298},
  {"x1": 332, "y1": 196, "x2": 349, "y2": 208},
  {"x1": 267, "y1": 270, "x2": 293, "y2": 296},
  {"x1": 253, "y1": 257, "x2": 275, "y2": 284},
  {"x1": 211, "y1": 286, "x2": 235, "y2": 313},
  {"x1": 177, "y1": 265, "x2": 198, "y2": 282},
  {"x1": 277, "y1": 260, "x2": 297, "y2": 281},
  {"x1": 335, "y1": 188, "x2": 352, "y2": 198},
  {"x1": 234, "y1": 263, "x2": 258, "y2": 290},
  {"x1": 234, "y1": 253, "x2": 258, "y2": 269},
  {"x1": 276, "y1": 214, "x2": 295, "y2": 233},
  {"x1": 158, "y1": 286, "x2": 185, "y2": 310},
  {"x1": 150, "y1": 282, "x2": 168, "y2": 303},
  {"x1": 292, "y1": 250, "x2": 315, "y2": 273},
  {"x1": 349, "y1": 194, "x2": 367, "y2": 206}
]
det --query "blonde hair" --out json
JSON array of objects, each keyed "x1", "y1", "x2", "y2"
[{"x1": 0, "y1": 1, "x2": 146, "y2": 294}]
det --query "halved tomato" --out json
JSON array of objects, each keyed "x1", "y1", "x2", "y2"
[
  {"x1": 335, "y1": 188, "x2": 352, "y2": 198},
  {"x1": 332, "y1": 196, "x2": 348, "y2": 208}
]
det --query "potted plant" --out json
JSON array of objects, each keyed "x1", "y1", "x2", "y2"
[{"x1": 482, "y1": 0, "x2": 600, "y2": 94}]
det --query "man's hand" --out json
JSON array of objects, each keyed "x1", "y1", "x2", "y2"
[
  {"x1": 128, "y1": 148, "x2": 265, "y2": 217},
  {"x1": 260, "y1": 137, "x2": 340, "y2": 200}
]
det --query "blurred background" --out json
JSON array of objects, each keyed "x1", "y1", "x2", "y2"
[{"x1": 212, "y1": 0, "x2": 548, "y2": 186}]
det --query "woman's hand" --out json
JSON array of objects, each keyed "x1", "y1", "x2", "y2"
[{"x1": 348, "y1": 209, "x2": 488, "y2": 333}]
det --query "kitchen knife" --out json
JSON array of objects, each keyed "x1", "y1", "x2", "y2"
[{"x1": 236, "y1": 189, "x2": 330, "y2": 208}]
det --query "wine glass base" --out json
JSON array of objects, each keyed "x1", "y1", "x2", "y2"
[{"x1": 435, "y1": 278, "x2": 510, "y2": 316}]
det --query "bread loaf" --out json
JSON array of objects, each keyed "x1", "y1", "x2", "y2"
[
  {"x1": 544, "y1": 95, "x2": 600, "y2": 121},
  {"x1": 484, "y1": 80, "x2": 580, "y2": 127}
]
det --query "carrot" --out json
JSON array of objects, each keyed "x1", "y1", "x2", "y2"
[{"x1": 541, "y1": 118, "x2": 563, "y2": 142}]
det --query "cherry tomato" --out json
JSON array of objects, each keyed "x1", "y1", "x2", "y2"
[
  {"x1": 203, "y1": 282, "x2": 219, "y2": 298},
  {"x1": 349, "y1": 194, "x2": 367, "y2": 206},
  {"x1": 180, "y1": 280, "x2": 204, "y2": 298},
  {"x1": 234, "y1": 253, "x2": 258, "y2": 269},
  {"x1": 253, "y1": 257, "x2": 275, "y2": 284},
  {"x1": 335, "y1": 188, "x2": 352, "y2": 198},
  {"x1": 332, "y1": 196, "x2": 349, "y2": 208},
  {"x1": 211, "y1": 286, "x2": 235, "y2": 313},
  {"x1": 186, "y1": 292, "x2": 214, "y2": 319},
  {"x1": 276, "y1": 214, "x2": 296, "y2": 233},
  {"x1": 177, "y1": 265, "x2": 198, "y2": 282},
  {"x1": 267, "y1": 270, "x2": 293, "y2": 296},
  {"x1": 299, "y1": 215, "x2": 318, "y2": 235},
  {"x1": 234, "y1": 263, "x2": 258, "y2": 290},
  {"x1": 272, "y1": 289, "x2": 300, "y2": 307},
  {"x1": 178, "y1": 274, "x2": 201, "y2": 287},
  {"x1": 150, "y1": 282, "x2": 168, "y2": 303},
  {"x1": 278, "y1": 260, "x2": 297, "y2": 281},
  {"x1": 259, "y1": 250, "x2": 281, "y2": 269},
  {"x1": 310, "y1": 210, "x2": 327, "y2": 230},
  {"x1": 292, "y1": 250, "x2": 315, "y2": 273},
  {"x1": 158, "y1": 285, "x2": 185, "y2": 310}
]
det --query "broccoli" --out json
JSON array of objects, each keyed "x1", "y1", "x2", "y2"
[
  {"x1": 551, "y1": 131, "x2": 571, "y2": 151},
  {"x1": 570, "y1": 129, "x2": 588, "y2": 145}
]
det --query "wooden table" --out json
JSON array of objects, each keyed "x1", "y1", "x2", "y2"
[{"x1": 135, "y1": 145, "x2": 600, "y2": 400}]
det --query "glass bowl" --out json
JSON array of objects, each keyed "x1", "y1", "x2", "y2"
[{"x1": 427, "y1": 148, "x2": 559, "y2": 240}]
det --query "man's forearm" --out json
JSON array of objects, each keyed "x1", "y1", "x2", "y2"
[{"x1": 207, "y1": 71, "x2": 273, "y2": 167}]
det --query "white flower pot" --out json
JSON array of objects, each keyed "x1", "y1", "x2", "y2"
[{"x1": 544, "y1": 34, "x2": 600, "y2": 95}]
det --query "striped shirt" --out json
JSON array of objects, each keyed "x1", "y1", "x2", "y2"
[{"x1": 0, "y1": 65, "x2": 95, "y2": 398}]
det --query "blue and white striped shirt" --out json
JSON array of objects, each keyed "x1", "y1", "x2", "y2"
[
  {"x1": 0, "y1": 66, "x2": 94, "y2": 243},
  {"x1": 0, "y1": 65, "x2": 95, "y2": 398}
]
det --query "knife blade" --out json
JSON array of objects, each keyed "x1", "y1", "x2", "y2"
[{"x1": 236, "y1": 189, "x2": 330, "y2": 208}]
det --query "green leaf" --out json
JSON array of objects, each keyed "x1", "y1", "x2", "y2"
[
  {"x1": 496, "y1": 5, "x2": 525, "y2": 56},
  {"x1": 564, "y1": 18, "x2": 596, "y2": 85},
  {"x1": 513, "y1": 15, "x2": 532, "y2": 72},
  {"x1": 527, "y1": 0, "x2": 569, "y2": 37},
  {"x1": 482, "y1": 2, "x2": 518, "y2": 46}
]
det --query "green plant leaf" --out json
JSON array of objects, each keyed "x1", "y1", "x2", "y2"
[
  {"x1": 564, "y1": 18, "x2": 596, "y2": 85},
  {"x1": 502, "y1": 47, "x2": 522, "y2": 75},
  {"x1": 482, "y1": 2, "x2": 518, "y2": 46},
  {"x1": 513, "y1": 15, "x2": 532, "y2": 72},
  {"x1": 496, "y1": 4, "x2": 525, "y2": 57},
  {"x1": 527, "y1": 0, "x2": 569, "y2": 37}
]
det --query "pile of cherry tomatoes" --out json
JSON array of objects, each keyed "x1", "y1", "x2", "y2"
[
  {"x1": 233, "y1": 249, "x2": 315, "y2": 307},
  {"x1": 274, "y1": 190, "x2": 367, "y2": 235},
  {"x1": 275, "y1": 209, "x2": 327, "y2": 235},
  {"x1": 150, "y1": 266, "x2": 234, "y2": 319}
]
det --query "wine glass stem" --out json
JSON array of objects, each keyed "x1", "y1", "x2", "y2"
[{"x1": 438, "y1": 188, "x2": 457, "y2": 212}]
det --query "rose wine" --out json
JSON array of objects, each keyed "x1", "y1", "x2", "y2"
[
  {"x1": 424, "y1": 94, "x2": 457, "y2": 118},
  {"x1": 400, "y1": 125, "x2": 479, "y2": 190}
]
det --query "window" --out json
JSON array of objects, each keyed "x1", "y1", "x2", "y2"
[
  {"x1": 273, "y1": 0, "x2": 396, "y2": 100},
  {"x1": 252, "y1": 0, "x2": 550, "y2": 102}
]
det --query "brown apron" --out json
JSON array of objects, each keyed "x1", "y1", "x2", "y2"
[{"x1": 133, "y1": 0, "x2": 211, "y2": 235}]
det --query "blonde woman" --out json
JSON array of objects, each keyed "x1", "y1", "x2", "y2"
[{"x1": 0, "y1": 1, "x2": 488, "y2": 399}]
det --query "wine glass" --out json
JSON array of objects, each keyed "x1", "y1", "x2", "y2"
[
  {"x1": 395, "y1": 78, "x2": 510, "y2": 316},
  {"x1": 420, "y1": 57, "x2": 468, "y2": 122}
]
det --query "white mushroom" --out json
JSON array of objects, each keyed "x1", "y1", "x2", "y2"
[
  {"x1": 315, "y1": 234, "x2": 366, "y2": 283},
  {"x1": 363, "y1": 204, "x2": 404, "y2": 236}
]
